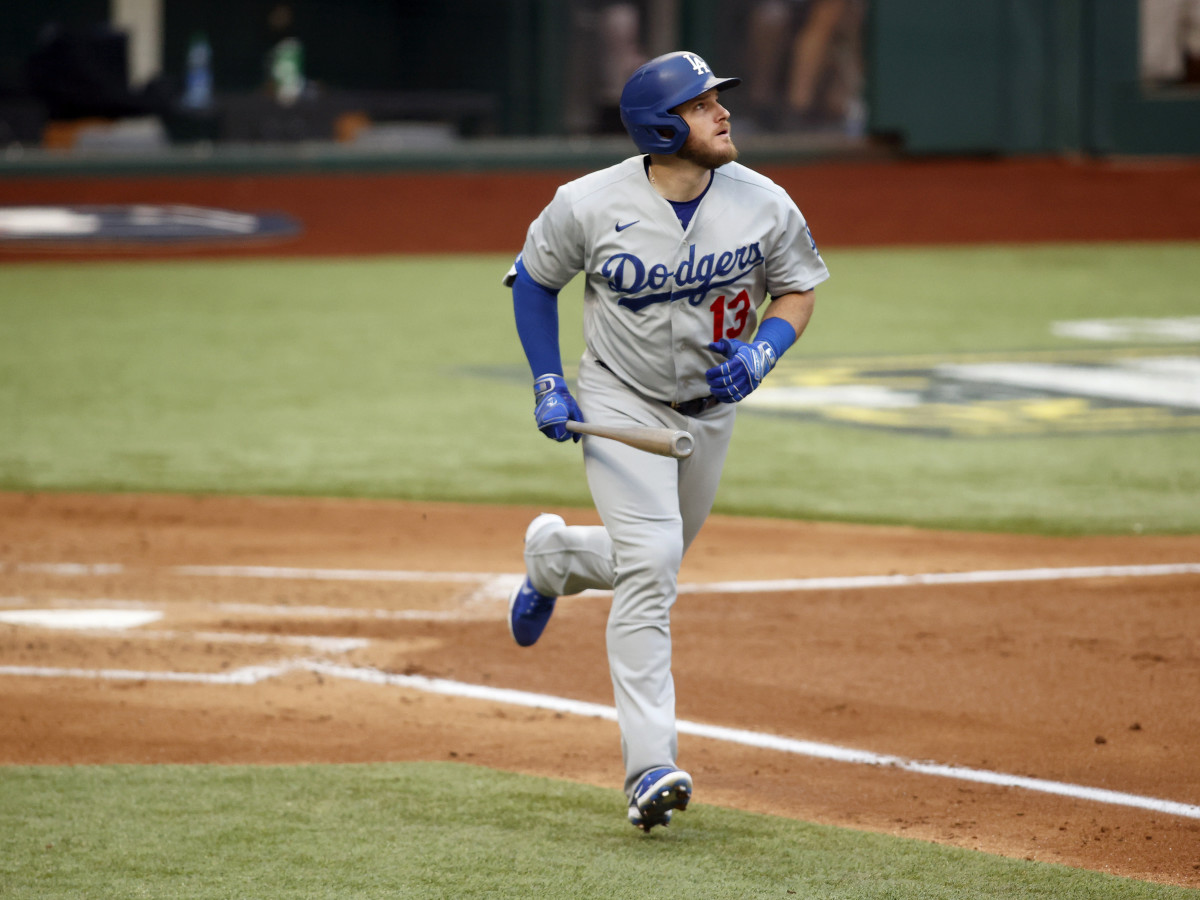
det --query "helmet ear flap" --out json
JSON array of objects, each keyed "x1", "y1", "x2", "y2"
[
  {"x1": 622, "y1": 120, "x2": 688, "y2": 155},
  {"x1": 630, "y1": 110, "x2": 689, "y2": 154},
  {"x1": 655, "y1": 120, "x2": 689, "y2": 154}
]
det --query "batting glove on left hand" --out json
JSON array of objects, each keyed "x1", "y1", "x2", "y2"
[
  {"x1": 705, "y1": 339, "x2": 778, "y2": 403},
  {"x1": 533, "y1": 373, "x2": 584, "y2": 442}
]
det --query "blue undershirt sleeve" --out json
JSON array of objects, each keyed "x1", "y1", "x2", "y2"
[{"x1": 511, "y1": 258, "x2": 565, "y2": 378}]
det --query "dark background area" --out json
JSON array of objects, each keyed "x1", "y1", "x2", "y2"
[{"x1": 0, "y1": 0, "x2": 1198, "y2": 157}]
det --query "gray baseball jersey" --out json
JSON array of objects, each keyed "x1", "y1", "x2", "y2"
[{"x1": 512, "y1": 155, "x2": 829, "y2": 403}]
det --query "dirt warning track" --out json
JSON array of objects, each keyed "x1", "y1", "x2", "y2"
[{"x1": 2, "y1": 156, "x2": 1199, "y2": 259}]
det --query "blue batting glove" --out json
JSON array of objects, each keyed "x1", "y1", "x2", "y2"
[
  {"x1": 533, "y1": 373, "x2": 584, "y2": 442},
  {"x1": 705, "y1": 339, "x2": 778, "y2": 403}
]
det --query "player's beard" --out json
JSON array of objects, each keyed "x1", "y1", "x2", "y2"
[{"x1": 676, "y1": 132, "x2": 738, "y2": 169}]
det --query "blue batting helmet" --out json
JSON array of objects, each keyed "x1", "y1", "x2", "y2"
[{"x1": 619, "y1": 51, "x2": 741, "y2": 155}]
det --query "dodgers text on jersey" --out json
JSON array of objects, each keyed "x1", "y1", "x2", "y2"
[{"x1": 603, "y1": 241, "x2": 765, "y2": 312}]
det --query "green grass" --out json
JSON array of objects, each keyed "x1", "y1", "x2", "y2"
[
  {"x1": 1, "y1": 244, "x2": 1198, "y2": 533},
  {"x1": 713, "y1": 418, "x2": 1200, "y2": 533},
  {"x1": 0, "y1": 762, "x2": 1190, "y2": 899},
  {"x1": 798, "y1": 242, "x2": 1200, "y2": 355}
]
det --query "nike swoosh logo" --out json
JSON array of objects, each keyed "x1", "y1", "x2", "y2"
[{"x1": 615, "y1": 220, "x2": 640, "y2": 232}]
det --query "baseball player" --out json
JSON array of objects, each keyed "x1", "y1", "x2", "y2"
[{"x1": 504, "y1": 50, "x2": 829, "y2": 831}]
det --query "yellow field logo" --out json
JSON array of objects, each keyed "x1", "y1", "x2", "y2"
[{"x1": 749, "y1": 334, "x2": 1200, "y2": 437}]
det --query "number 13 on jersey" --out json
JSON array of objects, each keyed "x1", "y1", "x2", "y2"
[{"x1": 710, "y1": 290, "x2": 751, "y2": 342}]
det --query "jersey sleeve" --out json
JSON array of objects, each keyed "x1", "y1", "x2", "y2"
[
  {"x1": 515, "y1": 184, "x2": 587, "y2": 291},
  {"x1": 765, "y1": 199, "x2": 830, "y2": 297}
]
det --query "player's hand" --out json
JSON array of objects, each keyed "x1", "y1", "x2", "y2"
[
  {"x1": 533, "y1": 374, "x2": 584, "y2": 442},
  {"x1": 705, "y1": 339, "x2": 778, "y2": 403}
]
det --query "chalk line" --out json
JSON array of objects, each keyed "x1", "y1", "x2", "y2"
[
  {"x1": 6, "y1": 559, "x2": 1198, "y2": 599},
  {"x1": 2, "y1": 558, "x2": 1197, "y2": 817},
  {"x1": 0, "y1": 608, "x2": 163, "y2": 629},
  {"x1": 172, "y1": 562, "x2": 1200, "y2": 594},
  {"x1": 3, "y1": 659, "x2": 1197, "y2": 822},
  {"x1": 7, "y1": 563, "x2": 126, "y2": 576},
  {"x1": 0, "y1": 661, "x2": 303, "y2": 685},
  {"x1": 679, "y1": 562, "x2": 1200, "y2": 595},
  {"x1": 3, "y1": 559, "x2": 1197, "y2": 623},
  {"x1": 172, "y1": 565, "x2": 494, "y2": 583}
]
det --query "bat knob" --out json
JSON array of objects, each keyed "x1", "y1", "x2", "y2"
[{"x1": 671, "y1": 431, "x2": 694, "y2": 459}]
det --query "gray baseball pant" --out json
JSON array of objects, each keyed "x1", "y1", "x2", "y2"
[{"x1": 524, "y1": 353, "x2": 736, "y2": 796}]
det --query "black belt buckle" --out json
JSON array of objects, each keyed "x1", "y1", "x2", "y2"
[{"x1": 670, "y1": 396, "x2": 718, "y2": 416}]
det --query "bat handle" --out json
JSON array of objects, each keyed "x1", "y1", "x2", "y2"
[{"x1": 565, "y1": 420, "x2": 695, "y2": 459}]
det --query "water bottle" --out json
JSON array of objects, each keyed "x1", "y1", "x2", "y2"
[
  {"x1": 271, "y1": 37, "x2": 305, "y2": 106},
  {"x1": 183, "y1": 32, "x2": 213, "y2": 109}
]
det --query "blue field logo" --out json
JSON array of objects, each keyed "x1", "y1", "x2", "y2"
[{"x1": 0, "y1": 204, "x2": 301, "y2": 247}]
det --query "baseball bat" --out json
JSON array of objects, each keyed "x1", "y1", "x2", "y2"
[{"x1": 565, "y1": 421, "x2": 694, "y2": 459}]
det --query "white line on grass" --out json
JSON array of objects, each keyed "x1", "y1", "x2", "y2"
[
  {"x1": 3, "y1": 658, "x2": 1198, "y2": 822},
  {"x1": 172, "y1": 562, "x2": 1200, "y2": 593}
]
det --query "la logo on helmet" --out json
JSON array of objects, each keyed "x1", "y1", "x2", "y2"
[{"x1": 683, "y1": 53, "x2": 711, "y2": 76}]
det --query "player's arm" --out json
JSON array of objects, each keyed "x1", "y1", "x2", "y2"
[
  {"x1": 760, "y1": 289, "x2": 815, "y2": 342},
  {"x1": 705, "y1": 289, "x2": 816, "y2": 403},
  {"x1": 511, "y1": 259, "x2": 584, "y2": 442}
]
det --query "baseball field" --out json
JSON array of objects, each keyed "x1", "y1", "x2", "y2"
[{"x1": 1, "y1": 156, "x2": 1199, "y2": 897}]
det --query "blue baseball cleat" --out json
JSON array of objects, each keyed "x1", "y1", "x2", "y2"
[
  {"x1": 507, "y1": 514, "x2": 563, "y2": 647},
  {"x1": 627, "y1": 767, "x2": 693, "y2": 832}
]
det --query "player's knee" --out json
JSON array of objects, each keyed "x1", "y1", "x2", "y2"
[
  {"x1": 618, "y1": 529, "x2": 683, "y2": 577},
  {"x1": 610, "y1": 534, "x2": 684, "y2": 618}
]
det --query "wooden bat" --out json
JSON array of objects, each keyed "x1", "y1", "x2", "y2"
[{"x1": 566, "y1": 421, "x2": 694, "y2": 459}]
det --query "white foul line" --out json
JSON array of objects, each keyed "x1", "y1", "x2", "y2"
[
  {"x1": 0, "y1": 661, "x2": 304, "y2": 685},
  {"x1": 171, "y1": 562, "x2": 1200, "y2": 594},
  {"x1": 2, "y1": 558, "x2": 1198, "y2": 817},
  {"x1": 679, "y1": 562, "x2": 1200, "y2": 594},
  {"x1": 172, "y1": 565, "x2": 494, "y2": 583},
  {"x1": 3, "y1": 560, "x2": 1198, "y2": 598},
  {"x1": 3, "y1": 658, "x2": 1198, "y2": 822},
  {"x1": 8, "y1": 563, "x2": 126, "y2": 576}
]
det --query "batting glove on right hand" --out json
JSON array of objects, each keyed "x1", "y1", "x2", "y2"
[
  {"x1": 533, "y1": 373, "x2": 584, "y2": 442},
  {"x1": 705, "y1": 339, "x2": 778, "y2": 403}
]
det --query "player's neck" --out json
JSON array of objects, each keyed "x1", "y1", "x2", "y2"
[{"x1": 647, "y1": 157, "x2": 712, "y2": 203}]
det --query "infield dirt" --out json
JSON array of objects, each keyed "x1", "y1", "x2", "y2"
[{"x1": 2, "y1": 491, "x2": 1198, "y2": 887}]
